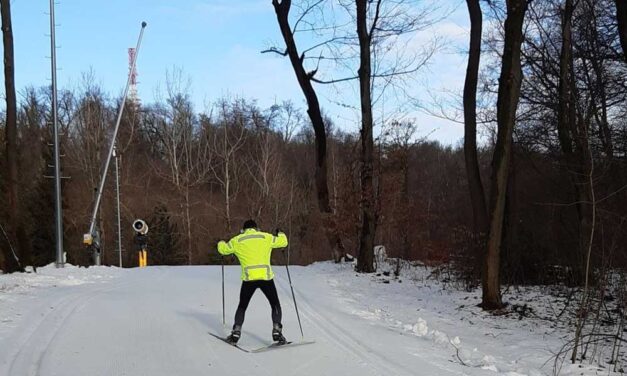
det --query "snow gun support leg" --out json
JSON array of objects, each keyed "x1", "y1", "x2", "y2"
[{"x1": 138, "y1": 248, "x2": 148, "y2": 267}]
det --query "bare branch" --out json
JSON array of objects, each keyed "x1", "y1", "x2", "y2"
[{"x1": 261, "y1": 47, "x2": 288, "y2": 56}]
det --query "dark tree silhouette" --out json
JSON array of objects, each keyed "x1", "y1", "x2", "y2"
[
  {"x1": 463, "y1": 0, "x2": 489, "y2": 238},
  {"x1": 271, "y1": 0, "x2": 346, "y2": 263},
  {"x1": 483, "y1": 0, "x2": 529, "y2": 310},
  {"x1": 1, "y1": 0, "x2": 27, "y2": 272}
]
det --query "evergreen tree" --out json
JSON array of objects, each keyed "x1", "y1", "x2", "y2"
[{"x1": 147, "y1": 205, "x2": 184, "y2": 265}]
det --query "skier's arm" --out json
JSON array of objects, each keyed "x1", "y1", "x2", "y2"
[
  {"x1": 271, "y1": 231, "x2": 288, "y2": 249},
  {"x1": 217, "y1": 239, "x2": 235, "y2": 255}
]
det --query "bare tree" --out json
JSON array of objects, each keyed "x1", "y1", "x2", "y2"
[
  {"x1": 270, "y1": 1, "x2": 438, "y2": 267},
  {"x1": 617, "y1": 0, "x2": 627, "y2": 61},
  {"x1": 244, "y1": 111, "x2": 285, "y2": 221},
  {"x1": 353, "y1": 0, "x2": 438, "y2": 272},
  {"x1": 483, "y1": 0, "x2": 529, "y2": 310},
  {"x1": 67, "y1": 77, "x2": 112, "y2": 189},
  {"x1": 556, "y1": 0, "x2": 595, "y2": 275},
  {"x1": 148, "y1": 72, "x2": 212, "y2": 264},
  {"x1": 381, "y1": 120, "x2": 416, "y2": 275},
  {"x1": 355, "y1": 0, "x2": 377, "y2": 272},
  {"x1": 270, "y1": 0, "x2": 346, "y2": 262},
  {"x1": 514, "y1": 0, "x2": 626, "y2": 288},
  {"x1": 268, "y1": 101, "x2": 303, "y2": 143},
  {"x1": 1, "y1": 0, "x2": 26, "y2": 272},
  {"x1": 463, "y1": 0, "x2": 489, "y2": 237},
  {"x1": 209, "y1": 99, "x2": 248, "y2": 232}
]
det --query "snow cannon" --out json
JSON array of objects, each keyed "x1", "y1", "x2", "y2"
[
  {"x1": 132, "y1": 219, "x2": 149, "y2": 235},
  {"x1": 133, "y1": 219, "x2": 149, "y2": 267}
]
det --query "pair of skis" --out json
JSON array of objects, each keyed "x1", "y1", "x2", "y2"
[{"x1": 209, "y1": 332, "x2": 315, "y2": 353}]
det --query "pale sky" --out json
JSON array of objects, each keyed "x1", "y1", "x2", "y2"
[{"x1": 3, "y1": 0, "x2": 470, "y2": 145}]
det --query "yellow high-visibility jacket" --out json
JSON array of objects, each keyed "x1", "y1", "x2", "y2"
[{"x1": 217, "y1": 228, "x2": 288, "y2": 281}]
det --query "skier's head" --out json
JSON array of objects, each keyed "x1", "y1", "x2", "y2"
[{"x1": 242, "y1": 219, "x2": 257, "y2": 231}]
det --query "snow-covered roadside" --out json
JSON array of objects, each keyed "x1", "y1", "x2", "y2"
[
  {"x1": 301, "y1": 261, "x2": 620, "y2": 376},
  {"x1": 0, "y1": 263, "x2": 124, "y2": 294},
  {"x1": 0, "y1": 262, "x2": 620, "y2": 376},
  {"x1": 0, "y1": 264, "x2": 124, "y2": 339}
]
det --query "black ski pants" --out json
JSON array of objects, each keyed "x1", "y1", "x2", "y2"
[{"x1": 234, "y1": 279, "x2": 282, "y2": 329}]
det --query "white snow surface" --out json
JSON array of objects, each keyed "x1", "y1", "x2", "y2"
[{"x1": 0, "y1": 262, "x2": 618, "y2": 376}]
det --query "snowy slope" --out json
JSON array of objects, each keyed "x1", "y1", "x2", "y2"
[{"x1": 0, "y1": 263, "x2": 618, "y2": 376}]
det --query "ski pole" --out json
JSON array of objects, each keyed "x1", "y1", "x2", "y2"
[
  {"x1": 284, "y1": 244, "x2": 304, "y2": 339},
  {"x1": 221, "y1": 256, "x2": 226, "y2": 328}
]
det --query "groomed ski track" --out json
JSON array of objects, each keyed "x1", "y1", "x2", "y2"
[{"x1": 0, "y1": 266, "x2": 477, "y2": 376}]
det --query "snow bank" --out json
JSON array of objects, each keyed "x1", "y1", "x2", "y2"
[
  {"x1": 0, "y1": 263, "x2": 124, "y2": 295},
  {"x1": 305, "y1": 260, "x2": 620, "y2": 376}
]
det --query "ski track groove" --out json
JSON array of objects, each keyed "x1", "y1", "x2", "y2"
[
  {"x1": 330, "y1": 284, "x2": 469, "y2": 376},
  {"x1": 111, "y1": 267, "x2": 169, "y2": 376},
  {"x1": 33, "y1": 290, "x2": 106, "y2": 376},
  {"x1": 8, "y1": 285, "x2": 112, "y2": 376},
  {"x1": 275, "y1": 275, "x2": 415, "y2": 376},
  {"x1": 3, "y1": 267, "x2": 475, "y2": 376},
  {"x1": 3, "y1": 289, "x2": 80, "y2": 372},
  {"x1": 277, "y1": 274, "x2": 469, "y2": 376},
  {"x1": 209, "y1": 330, "x2": 274, "y2": 376},
  {"x1": 5, "y1": 272, "x2": 141, "y2": 376}
]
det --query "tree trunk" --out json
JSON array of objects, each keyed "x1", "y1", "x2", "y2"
[
  {"x1": 616, "y1": 0, "x2": 627, "y2": 62},
  {"x1": 556, "y1": 0, "x2": 594, "y2": 278},
  {"x1": 586, "y1": 8, "x2": 614, "y2": 162},
  {"x1": 224, "y1": 123, "x2": 232, "y2": 233},
  {"x1": 272, "y1": 0, "x2": 345, "y2": 262},
  {"x1": 184, "y1": 187, "x2": 192, "y2": 265},
  {"x1": 355, "y1": 0, "x2": 376, "y2": 273},
  {"x1": 463, "y1": 0, "x2": 489, "y2": 237},
  {"x1": 1, "y1": 0, "x2": 25, "y2": 273},
  {"x1": 401, "y1": 155, "x2": 410, "y2": 262},
  {"x1": 557, "y1": 0, "x2": 576, "y2": 176},
  {"x1": 482, "y1": 0, "x2": 528, "y2": 310},
  {"x1": 225, "y1": 159, "x2": 231, "y2": 232}
]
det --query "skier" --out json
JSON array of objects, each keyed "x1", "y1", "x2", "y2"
[{"x1": 217, "y1": 219, "x2": 288, "y2": 345}]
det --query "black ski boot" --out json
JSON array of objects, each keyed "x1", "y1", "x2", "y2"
[
  {"x1": 226, "y1": 325, "x2": 241, "y2": 345},
  {"x1": 272, "y1": 323, "x2": 287, "y2": 345}
]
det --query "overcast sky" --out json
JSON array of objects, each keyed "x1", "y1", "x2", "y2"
[{"x1": 3, "y1": 0, "x2": 470, "y2": 145}]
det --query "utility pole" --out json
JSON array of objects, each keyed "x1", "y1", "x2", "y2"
[{"x1": 50, "y1": 0, "x2": 64, "y2": 268}]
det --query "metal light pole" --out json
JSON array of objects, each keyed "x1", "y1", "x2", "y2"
[
  {"x1": 114, "y1": 145, "x2": 123, "y2": 267},
  {"x1": 50, "y1": 0, "x2": 64, "y2": 268},
  {"x1": 85, "y1": 22, "x2": 147, "y2": 265}
]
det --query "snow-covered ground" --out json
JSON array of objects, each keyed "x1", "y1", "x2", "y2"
[{"x1": 0, "y1": 261, "x2": 620, "y2": 375}]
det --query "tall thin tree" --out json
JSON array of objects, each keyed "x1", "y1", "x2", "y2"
[
  {"x1": 463, "y1": 0, "x2": 489, "y2": 238},
  {"x1": 271, "y1": 0, "x2": 346, "y2": 262},
  {"x1": 617, "y1": 0, "x2": 627, "y2": 61},
  {"x1": 483, "y1": 0, "x2": 529, "y2": 310},
  {"x1": 1, "y1": 0, "x2": 25, "y2": 272},
  {"x1": 355, "y1": 0, "x2": 378, "y2": 273}
]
